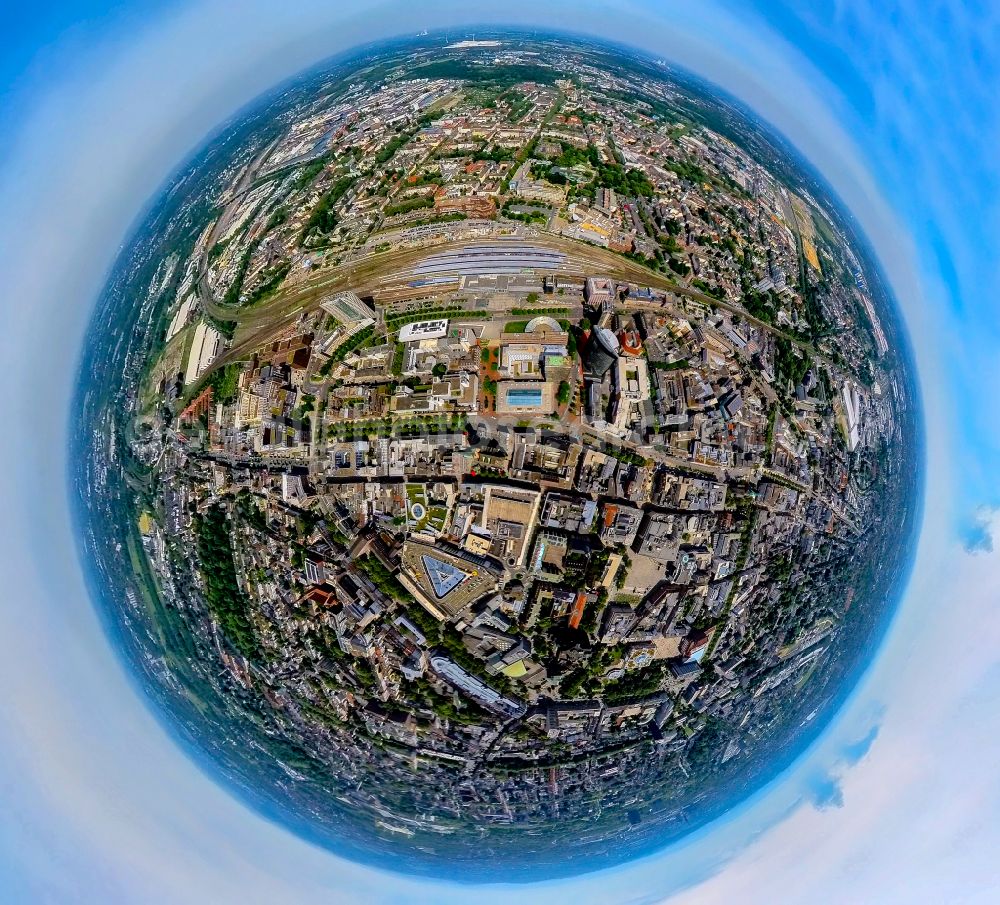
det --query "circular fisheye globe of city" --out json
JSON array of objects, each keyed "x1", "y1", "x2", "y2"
[{"x1": 74, "y1": 32, "x2": 919, "y2": 880}]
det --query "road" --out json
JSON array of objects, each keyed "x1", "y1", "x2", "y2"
[{"x1": 201, "y1": 228, "x2": 833, "y2": 373}]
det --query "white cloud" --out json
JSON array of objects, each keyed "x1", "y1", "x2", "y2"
[
  {"x1": 0, "y1": 1, "x2": 982, "y2": 902},
  {"x1": 663, "y1": 510, "x2": 1000, "y2": 905}
]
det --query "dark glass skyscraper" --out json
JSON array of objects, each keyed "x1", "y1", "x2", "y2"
[{"x1": 584, "y1": 326, "x2": 620, "y2": 378}]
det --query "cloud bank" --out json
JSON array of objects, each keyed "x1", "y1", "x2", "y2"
[{"x1": 669, "y1": 509, "x2": 1000, "y2": 905}]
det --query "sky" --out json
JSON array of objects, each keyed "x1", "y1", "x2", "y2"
[{"x1": 0, "y1": 1, "x2": 998, "y2": 902}]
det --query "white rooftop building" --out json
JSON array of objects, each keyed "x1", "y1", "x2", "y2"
[
  {"x1": 399, "y1": 319, "x2": 449, "y2": 342},
  {"x1": 183, "y1": 320, "x2": 223, "y2": 386}
]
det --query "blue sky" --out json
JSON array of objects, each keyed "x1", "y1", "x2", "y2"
[{"x1": 0, "y1": 1, "x2": 998, "y2": 902}]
